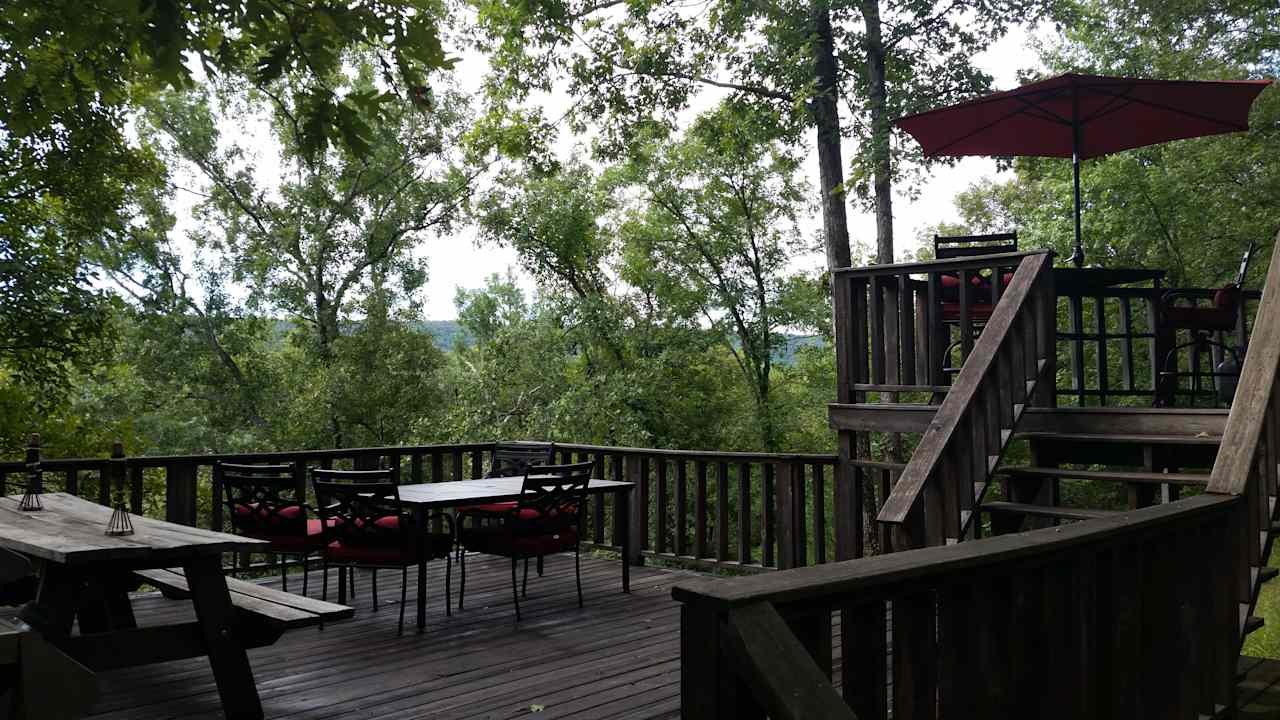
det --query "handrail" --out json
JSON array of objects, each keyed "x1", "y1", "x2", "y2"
[
  {"x1": 0, "y1": 441, "x2": 836, "y2": 471},
  {"x1": 1208, "y1": 232, "x2": 1280, "y2": 495},
  {"x1": 832, "y1": 250, "x2": 1042, "y2": 278},
  {"x1": 674, "y1": 492, "x2": 1235, "y2": 609},
  {"x1": 876, "y1": 251, "x2": 1054, "y2": 544}
]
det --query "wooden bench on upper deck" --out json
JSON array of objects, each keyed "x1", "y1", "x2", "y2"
[{"x1": 134, "y1": 568, "x2": 353, "y2": 647}]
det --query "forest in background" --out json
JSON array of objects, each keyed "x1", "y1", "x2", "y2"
[{"x1": 1, "y1": 0, "x2": 1276, "y2": 467}]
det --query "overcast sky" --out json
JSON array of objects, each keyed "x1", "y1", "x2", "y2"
[{"x1": 168, "y1": 23, "x2": 1047, "y2": 320}]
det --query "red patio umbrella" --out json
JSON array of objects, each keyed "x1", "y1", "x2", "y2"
[{"x1": 894, "y1": 73, "x2": 1272, "y2": 267}]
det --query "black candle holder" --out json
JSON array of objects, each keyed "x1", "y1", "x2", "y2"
[
  {"x1": 105, "y1": 502, "x2": 134, "y2": 536},
  {"x1": 105, "y1": 474, "x2": 134, "y2": 536},
  {"x1": 18, "y1": 466, "x2": 42, "y2": 512}
]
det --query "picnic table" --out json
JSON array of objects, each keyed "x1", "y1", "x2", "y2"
[
  {"x1": 396, "y1": 475, "x2": 637, "y2": 630},
  {"x1": 0, "y1": 492, "x2": 347, "y2": 720}
]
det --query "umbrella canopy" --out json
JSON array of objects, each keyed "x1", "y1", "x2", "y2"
[{"x1": 895, "y1": 73, "x2": 1272, "y2": 266}]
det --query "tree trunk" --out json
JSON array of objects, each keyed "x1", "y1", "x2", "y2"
[
  {"x1": 811, "y1": 0, "x2": 853, "y2": 273},
  {"x1": 860, "y1": 0, "x2": 894, "y2": 264}
]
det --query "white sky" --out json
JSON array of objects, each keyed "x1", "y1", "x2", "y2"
[{"x1": 167, "y1": 23, "x2": 1047, "y2": 320}]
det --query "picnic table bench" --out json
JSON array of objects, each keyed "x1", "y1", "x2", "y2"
[{"x1": 135, "y1": 568, "x2": 352, "y2": 641}]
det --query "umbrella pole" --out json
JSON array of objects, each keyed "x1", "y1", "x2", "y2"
[{"x1": 1070, "y1": 91, "x2": 1084, "y2": 268}]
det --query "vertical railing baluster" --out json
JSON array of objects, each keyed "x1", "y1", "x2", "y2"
[
  {"x1": 676, "y1": 458, "x2": 689, "y2": 557},
  {"x1": 900, "y1": 275, "x2": 917, "y2": 385},
  {"x1": 656, "y1": 458, "x2": 669, "y2": 555},
  {"x1": 695, "y1": 460, "x2": 709, "y2": 559},
  {"x1": 763, "y1": 463, "x2": 775, "y2": 567},
  {"x1": 811, "y1": 462, "x2": 826, "y2": 564},
  {"x1": 738, "y1": 462, "x2": 752, "y2": 564},
  {"x1": 958, "y1": 269, "x2": 973, "y2": 362}
]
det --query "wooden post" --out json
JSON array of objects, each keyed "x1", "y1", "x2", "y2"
[
  {"x1": 624, "y1": 455, "x2": 644, "y2": 566},
  {"x1": 680, "y1": 604, "x2": 739, "y2": 718},
  {"x1": 776, "y1": 460, "x2": 806, "y2": 569},
  {"x1": 108, "y1": 441, "x2": 125, "y2": 508},
  {"x1": 165, "y1": 463, "x2": 198, "y2": 526},
  {"x1": 25, "y1": 433, "x2": 42, "y2": 493}
]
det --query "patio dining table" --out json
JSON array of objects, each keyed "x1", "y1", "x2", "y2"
[
  {"x1": 396, "y1": 475, "x2": 636, "y2": 630},
  {"x1": 0, "y1": 492, "x2": 268, "y2": 719}
]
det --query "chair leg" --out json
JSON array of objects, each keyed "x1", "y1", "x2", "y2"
[
  {"x1": 279, "y1": 553, "x2": 288, "y2": 593},
  {"x1": 510, "y1": 557, "x2": 521, "y2": 622},
  {"x1": 445, "y1": 551, "x2": 452, "y2": 617},
  {"x1": 371, "y1": 568, "x2": 378, "y2": 611},
  {"x1": 458, "y1": 548, "x2": 466, "y2": 610},
  {"x1": 398, "y1": 566, "x2": 407, "y2": 636},
  {"x1": 349, "y1": 566, "x2": 357, "y2": 597},
  {"x1": 302, "y1": 554, "x2": 309, "y2": 597},
  {"x1": 338, "y1": 564, "x2": 347, "y2": 606},
  {"x1": 575, "y1": 545, "x2": 583, "y2": 609},
  {"x1": 537, "y1": 555, "x2": 544, "y2": 576},
  {"x1": 522, "y1": 557, "x2": 529, "y2": 598},
  {"x1": 322, "y1": 559, "x2": 329, "y2": 601}
]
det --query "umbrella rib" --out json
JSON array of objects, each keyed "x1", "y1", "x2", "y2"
[
  {"x1": 1078, "y1": 83, "x2": 1136, "y2": 124},
  {"x1": 1087, "y1": 85, "x2": 1251, "y2": 132}
]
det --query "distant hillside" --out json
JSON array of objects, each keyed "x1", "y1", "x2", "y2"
[
  {"x1": 270, "y1": 318, "x2": 469, "y2": 351},
  {"x1": 267, "y1": 318, "x2": 821, "y2": 361}
]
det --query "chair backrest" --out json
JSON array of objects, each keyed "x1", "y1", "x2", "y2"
[
  {"x1": 312, "y1": 478, "x2": 410, "y2": 550},
  {"x1": 486, "y1": 441, "x2": 556, "y2": 479},
  {"x1": 215, "y1": 461, "x2": 304, "y2": 536},
  {"x1": 1236, "y1": 239, "x2": 1258, "y2": 286},
  {"x1": 934, "y1": 232, "x2": 1018, "y2": 259},
  {"x1": 511, "y1": 460, "x2": 594, "y2": 535}
]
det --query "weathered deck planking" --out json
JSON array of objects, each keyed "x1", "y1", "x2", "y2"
[{"x1": 87, "y1": 554, "x2": 689, "y2": 719}]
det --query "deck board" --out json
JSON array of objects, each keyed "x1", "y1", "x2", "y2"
[{"x1": 87, "y1": 554, "x2": 687, "y2": 720}]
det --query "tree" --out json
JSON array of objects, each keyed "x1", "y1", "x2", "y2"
[
  {"x1": 1, "y1": 1, "x2": 454, "y2": 394},
  {"x1": 468, "y1": 0, "x2": 1052, "y2": 267},
  {"x1": 116, "y1": 59, "x2": 473, "y2": 445},
  {"x1": 616, "y1": 103, "x2": 824, "y2": 450}
]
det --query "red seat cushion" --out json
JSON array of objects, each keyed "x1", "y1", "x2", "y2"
[
  {"x1": 460, "y1": 525, "x2": 579, "y2": 557},
  {"x1": 457, "y1": 502, "x2": 550, "y2": 521},
  {"x1": 1163, "y1": 306, "x2": 1237, "y2": 332},
  {"x1": 244, "y1": 518, "x2": 329, "y2": 551},
  {"x1": 324, "y1": 532, "x2": 452, "y2": 565},
  {"x1": 940, "y1": 302, "x2": 995, "y2": 322}
]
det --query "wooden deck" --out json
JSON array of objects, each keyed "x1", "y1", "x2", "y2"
[{"x1": 86, "y1": 553, "x2": 692, "y2": 719}]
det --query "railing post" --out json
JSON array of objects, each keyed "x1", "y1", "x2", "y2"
[
  {"x1": 107, "y1": 441, "x2": 126, "y2": 509},
  {"x1": 25, "y1": 433, "x2": 42, "y2": 493},
  {"x1": 624, "y1": 454, "x2": 644, "y2": 566},
  {"x1": 776, "y1": 458, "x2": 806, "y2": 569},
  {"x1": 165, "y1": 463, "x2": 198, "y2": 526},
  {"x1": 681, "y1": 604, "x2": 745, "y2": 718}
]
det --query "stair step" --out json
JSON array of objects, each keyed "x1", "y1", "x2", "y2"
[
  {"x1": 980, "y1": 501, "x2": 1118, "y2": 522},
  {"x1": 1245, "y1": 615, "x2": 1265, "y2": 637},
  {"x1": 1014, "y1": 431, "x2": 1223, "y2": 446},
  {"x1": 999, "y1": 466, "x2": 1210, "y2": 486}
]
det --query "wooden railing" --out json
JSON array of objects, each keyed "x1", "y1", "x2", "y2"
[
  {"x1": 832, "y1": 250, "x2": 1045, "y2": 397},
  {"x1": 1205, "y1": 232, "x2": 1280, "y2": 647},
  {"x1": 0, "y1": 439, "x2": 839, "y2": 572},
  {"x1": 875, "y1": 251, "x2": 1056, "y2": 549},
  {"x1": 1055, "y1": 282, "x2": 1259, "y2": 406},
  {"x1": 674, "y1": 493, "x2": 1243, "y2": 718}
]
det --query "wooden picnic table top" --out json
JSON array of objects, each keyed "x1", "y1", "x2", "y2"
[
  {"x1": 0, "y1": 492, "x2": 263, "y2": 566},
  {"x1": 397, "y1": 476, "x2": 634, "y2": 509}
]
